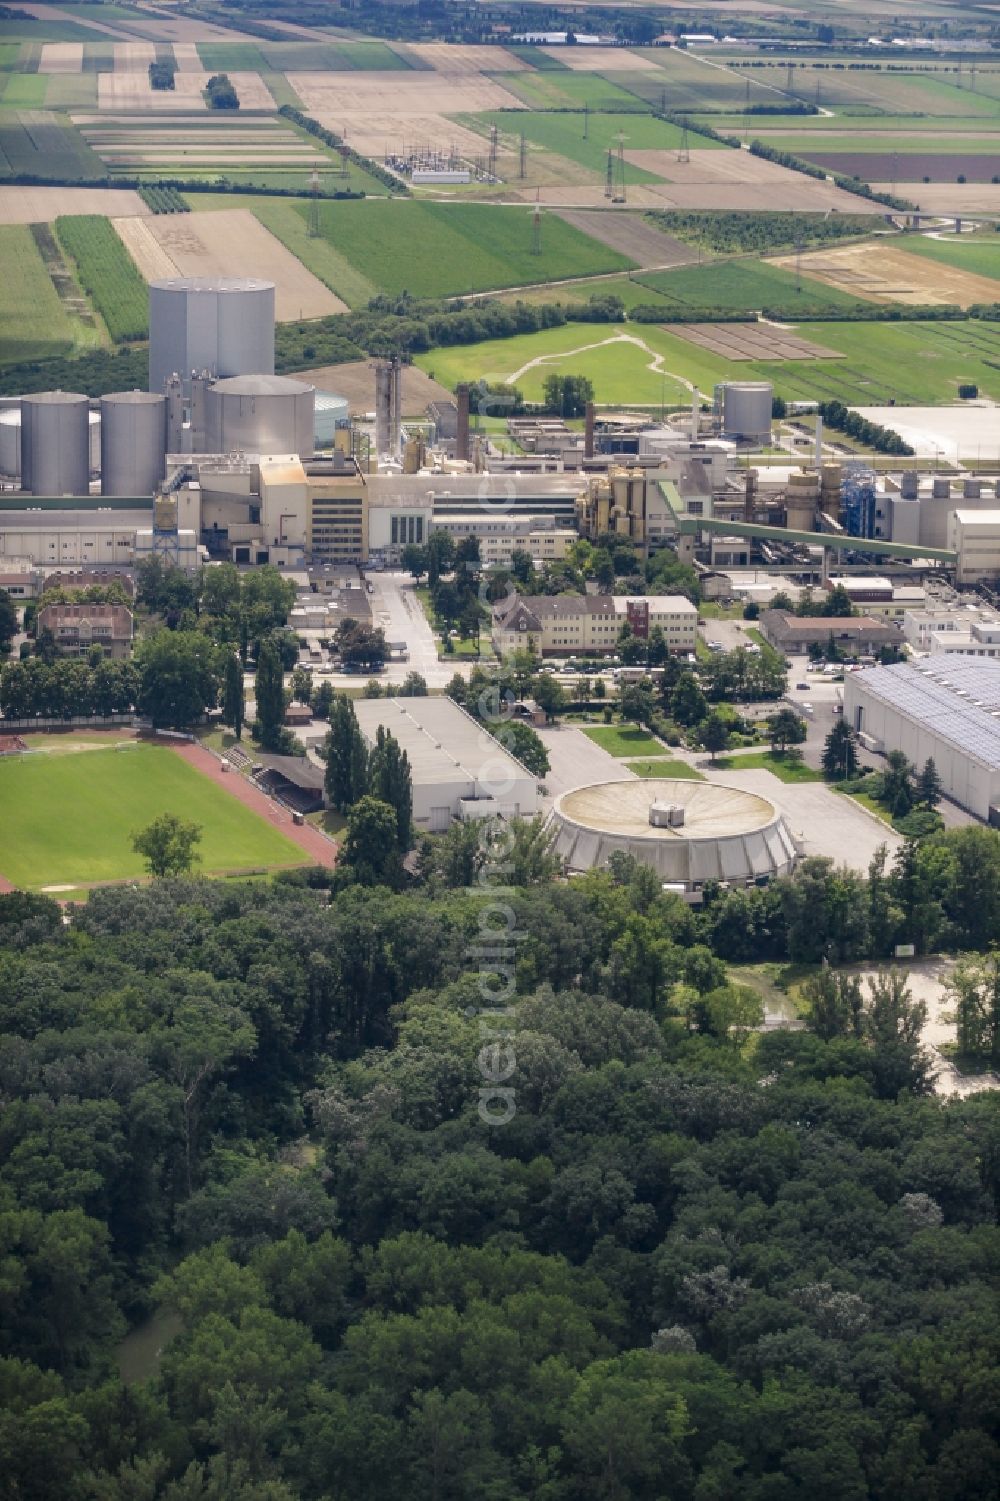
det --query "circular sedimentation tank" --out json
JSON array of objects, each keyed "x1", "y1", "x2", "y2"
[{"x1": 551, "y1": 778, "x2": 797, "y2": 887}]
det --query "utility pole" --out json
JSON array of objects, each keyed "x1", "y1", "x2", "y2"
[
  {"x1": 518, "y1": 130, "x2": 526, "y2": 180},
  {"x1": 307, "y1": 167, "x2": 320, "y2": 236},
  {"x1": 583, "y1": 101, "x2": 589, "y2": 139},
  {"x1": 531, "y1": 196, "x2": 542, "y2": 255},
  {"x1": 677, "y1": 122, "x2": 689, "y2": 165},
  {"x1": 604, "y1": 147, "x2": 614, "y2": 199}
]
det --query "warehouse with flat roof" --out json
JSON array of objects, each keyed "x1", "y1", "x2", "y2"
[
  {"x1": 353, "y1": 696, "x2": 540, "y2": 833},
  {"x1": 844, "y1": 658, "x2": 1000, "y2": 820}
]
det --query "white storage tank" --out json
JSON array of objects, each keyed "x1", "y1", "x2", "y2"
[
  {"x1": 205, "y1": 374, "x2": 315, "y2": 458},
  {"x1": 148, "y1": 277, "x2": 275, "y2": 396},
  {"x1": 20, "y1": 391, "x2": 90, "y2": 495},
  {"x1": 101, "y1": 390, "x2": 167, "y2": 496},
  {"x1": 720, "y1": 381, "x2": 773, "y2": 442},
  {"x1": 314, "y1": 390, "x2": 350, "y2": 448}
]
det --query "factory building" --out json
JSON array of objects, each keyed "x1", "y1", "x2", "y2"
[
  {"x1": 844, "y1": 659, "x2": 1000, "y2": 821},
  {"x1": 948, "y1": 509, "x2": 1000, "y2": 584},
  {"x1": 352, "y1": 696, "x2": 540, "y2": 833},
  {"x1": 760, "y1": 610, "x2": 901, "y2": 657}
]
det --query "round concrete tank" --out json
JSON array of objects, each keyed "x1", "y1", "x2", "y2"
[
  {"x1": 206, "y1": 373, "x2": 315, "y2": 458},
  {"x1": 899, "y1": 470, "x2": 919, "y2": 500},
  {"x1": 551, "y1": 778, "x2": 797, "y2": 885},
  {"x1": 88, "y1": 410, "x2": 100, "y2": 474},
  {"x1": 20, "y1": 391, "x2": 90, "y2": 496},
  {"x1": 0, "y1": 408, "x2": 21, "y2": 478},
  {"x1": 314, "y1": 390, "x2": 350, "y2": 447},
  {"x1": 101, "y1": 390, "x2": 167, "y2": 496},
  {"x1": 932, "y1": 476, "x2": 951, "y2": 500},
  {"x1": 963, "y1": 476, "x2": 982, "y2": 500},
  {"x1": 721, "y1": 381, "x2": 773, "y2": 442},
  {"x1": 148, "y1": 277, "x2": 275, "y2": 396}
]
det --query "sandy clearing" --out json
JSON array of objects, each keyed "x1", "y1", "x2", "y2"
[
  {"x1": 99, "y1": 71, "x2": 276, "y2": 112},
  {"x1": 114, "y1": 42, "x2": 156, "y2": 72},
  {"x1": 552, "y1": 208, "x2": 699, "y2": 266},
  {"x1": 38, "y1": 43, "x2": 83, "y2": 74},
  {"x1": 0, "y1": 185, "x2": 145, "y2": 224},
  {"x1": 288, "y1": 360, "x2": 453, "y2": 416},
  {"x1": 172, "y1": 43, "x2": 202, "y2": 72},
  {"x1": 408, "y1": 42, "x2": 530, "y2": 72},
  {"x1": 771, "y1": 240, "x2": 1000, "y2": 307},
  {"x1": 114, "y1": 208, "x2": 346, "y2": 319},
  {"x1": 541, "y1": 45, "x2": 660, "y2": 71}
]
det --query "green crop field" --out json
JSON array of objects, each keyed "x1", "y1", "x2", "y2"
[
  {"x1": 2, "y1": 73, "x2": 46, "y2": 106},
  {"x1": 902, "y1": 234, "x2": 1000, "y2": 282},
  {"x1": 615, "y1": 49, "x2": 779, "y2": 112},
  {"x1": 0, "y1": 744, "x2": 305, "y2": 889},
  {"x1": 632, "y1": 259, "x2": 865, "y2": 312},
  {"x1": 0, "y1": 223, "x2": 75, "y2": 364},
  {"x1": 755, "y1": 131, "x2": 1000, "y2": 156},
  {"x1": 503, "y1": 69, "x2": 650, "y2": 112},
  {"x1": 0, "y1": 111, "x2": 103, "y2": 181},
  {"x1": 301, "y1": 199, "x2": 633, "y2": 299},
  {"x1": 249, "y1": 198, "x2": 378, "y2": 307},
  {"x1": 693, "y1": 112, "x2": 1000, "y2": 135},
  {"x1": 469, "y1": 109, "x2": 718, "y2": 184},
  {"x1": 416, "y1": 314, "x2": 1000, "y2": 408},
  {"x1": 56, "y1": 215, "x2": 148, "y2": 343}
]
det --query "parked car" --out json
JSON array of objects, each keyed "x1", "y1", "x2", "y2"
[{"x1": 795, "y1": 682, "x2": 809, "y2": 691}]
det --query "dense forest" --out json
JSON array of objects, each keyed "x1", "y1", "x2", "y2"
[{"x1": 1, "y1": 852, "x2": 998, "y2": 1500}]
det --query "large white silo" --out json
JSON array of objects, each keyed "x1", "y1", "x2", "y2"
[
  {"x1": 148, "y1": 277, "x2": 275, "y2": 396},
  {"x1": 20, "y1": 391, "x2": 90, "y2": 496},
  {"x1": 204, "y1": 373, "x2": 315, "y2": 458},
  {"x1": 100, "y1": 390, "x2": 168, "y2": 497}
]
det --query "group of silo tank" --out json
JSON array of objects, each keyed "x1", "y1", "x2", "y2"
[{"x1": 2, "y1": 276, "x2": 337, "y2": 499}]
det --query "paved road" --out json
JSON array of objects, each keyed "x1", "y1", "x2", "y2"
[{"x1": 534, "y1": 723, "x2": 635, "y2": 806}]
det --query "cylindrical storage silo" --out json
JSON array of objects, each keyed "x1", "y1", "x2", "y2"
[
  {"x1": 101, "y1": 390, "x2": 167, "y2": 496},
  {"x1": 88, "y1": 410, "x2": 100, "y2": 474},
  {"x1": 204, "y1": 374, "x2": 314, "y2": 458},
  {"x1": 0, "y1": 408, "x2": 20, "y2": 478},
  {"x1": 899, "y1": 470, "x2": 919, "y2": 500},
  {"x1": 148, "y1": 277, "x2": 275, "y2": 397},
  {"x1": 963, "y1": 476, "x2": 982, "y2": 500},
  {"x1": 314, "y1": 390, "x2": 350, "y2": 448},
  {"x1": 932, "y1": 476, "x2": 951, "y2": 500},
  {"x1": 720, "y1": 381, "x2": 773, "y2": 442},
  {"x1": 20, "y1": 391, "x2": 89, "y2": 496}
]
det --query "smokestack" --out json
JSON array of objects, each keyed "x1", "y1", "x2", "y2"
[
  {"x1": 375, "y1": 361, "x2": 392, "y2": 457},
  {"x1": 815, "y1": 413, "x2": 823, "y2": 468},
  {"x1": 456, "y1": 383, "x2": 470, "y2": 463},
  {"x1": 690, "y1": 390, "x2": 698, "y2": 442},
  {"x1": 390, "y1": 355, "x2": 402, "y2": 460},
  {"x1": 584, "y1": 401, "x2": 595, "y2": 459}
]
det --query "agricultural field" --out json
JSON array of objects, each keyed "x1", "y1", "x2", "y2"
[
  {"x1": 470, "y1": 109, "x2": 716, "y2": 187},
  {"x1": 0, "y1": 743, "x2": 305, "y2": 890},
  {"x1": 904, "y1": 233, "x2": 1000, "y2": 282},
  {"x1": 632, "y1": 258, "x2": 867, "y2": 313},
  {"x1": 0, "y1": 183, "x2": 144, "y2": 223},
  {"x1": 114, "y1": 206, "x2": 347, "y2": 319},
  {"x1": 414, "y1": 314, "x2": 1000, "y2": 408},
  {"x1": 500, "y1": 68, "x2": 646, "y2": 112},
  {"x1": 55, "y1": 213, "x2": 147, "y2": 341},
  {"x1": 97, "y1": 69, "x2": 277, "y2": 112},
  {"x1": 551, "y1": 209, "x2": 697, "y2": 267},
  {"x1": 667, "y1": 324, "x2": 845, "y2": 362},
  {"x1": 0, "y1": 109, "x2": 104, "y2": 180},
  {"x1": 771, "y1": 239, "x2": 1000, "y2": 309},
  {"x1": 0, "y1": 221, "x2": 76, "y2": 363},
  {"x1": 300, "y1": 198, "x2": 634, "y2": 299}
]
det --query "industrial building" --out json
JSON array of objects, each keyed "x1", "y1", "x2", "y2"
[
  {"x1": 550, "y1": 778, "x2": 798, "y2": 892},
  {"x1": 760, "y1": 610, "x2": 901, "y2": 657},
  {"x1": 352, "y1": 696, "x2": 540, "y2": 833},
  {"x1": 491, "y1": 593, "x2": 697, "y2": 658},
  {"x1": 843, "y1": 659, "x2": 1000, "y2": 821}
]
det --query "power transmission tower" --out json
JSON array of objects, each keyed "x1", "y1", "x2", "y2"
[
  {"x1": 612, "y1": 131, "x2": 627, "y2": 204},
  {"x1": 660, "y1": 88, "x2": 666, "y2": 115},
  {"x1": 971, "y1": 60, "x2": 978, "y2": 92},
  {"x1": 743, "y1": 76, "x2": 750, "y2": 143},
  {"x1": 583, "y1": 102, "x2": 589, "y2": 139},
  {"x1": 604, "y1": 147, "x2": 614, "y2": 199},
  {"x1": 518, "y1": 131, "x2": 526, "y2": 180},
  {"x1": 795, "y1": 234, "x2": 804, "y2": 293},
  {"x1": 677, "y1": 123, "x2": 689, "y2": 165},
  {"x1": 786, "y1": 60, "x2": 794, "y2": 92},
  {"x1": 488, "y1": 123, "x2": 498, "y2": 181},
  {"x1": 307, "y1": 168, "x2": 320, "y2": 236}
]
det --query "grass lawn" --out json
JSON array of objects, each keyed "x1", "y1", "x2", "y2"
[
  {"x1": 903, "y1": 234, "x2": 1000, "y2": 285},
  {"x1": 625, "y1": 758, "x2": 704, "y2": 780},
  {"x1": 632, "y1": 258, "x2": 866, "y2": 313},
  {"x1": 583, "y1": 724, "x2": 665, "y2": 757},
  {"x1": 305, "y1": 199, "x2": 634, "y2": 299},
  {"x1": 0, "y1": 743, "x2": 305, "y2": 889},
  {"x1": 834, "y1": 784, "x2": 894, "y2": 824},
  {"x1": 0, "y1": 223, "x2": 76, "y2": 364},
  {"x1": 713, "y1": 751, "x2": 820, "y2": 783}
]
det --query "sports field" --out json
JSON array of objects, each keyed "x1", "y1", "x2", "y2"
[{"x1": 0, "y1": 743, "x2": 305, "y2": 889}]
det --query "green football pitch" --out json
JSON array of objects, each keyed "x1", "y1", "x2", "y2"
[{"x1": 0, "y1": 742, "x2": 304, "y2": 889}]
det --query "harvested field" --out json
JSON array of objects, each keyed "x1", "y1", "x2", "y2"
[
  {"x1": 288, "y1": 69, "x2": 523, "y2": 157},
  {"x1": 112, "y1": 208, "x2": 346, "y2": 318},
  {"x1": 540, "y1": 46, "x2": 659, "y2": 71},
  {"x1": 552, "y1": 209, "x2": 699, "y2": 267},
  {"x1": 621, "y1": 147, "x2": 883, "y2": 212},
  {"x1": 38, "y1": 42, "x2": 82, "y2": 73},
  {"x1": 113, "y1": 42, "x2": 155, "y2": 72},
  {"x1": 172, "y1": 42, "x2": 201, "y2": 72},
  {"x1": 408, "y1": 42, "x2": 529, "y2": 71},
  {"x1": 771, "y1": 241, "x2": 1000, "y2": 308},
  {"x1": 505, "y1": 184, "x2": 670, "y2": 208},
  {"x1": 873, "y1": 182, "x2": 1000, "y2": 214},
  {"x1": 98, "y1": 71, "x2": 276, "y2": 112},
  {"x1": 801, "y1": 152, "x2": 1000, "y2": 184},
  {"x1": 288, "y1": 360, "x2": 452, "y2": 416},
  {"x1": 0, "y1": 184, "x2": 144, "y2": 223},
  {"x1": 665, "y1": 323, "x2": 844, "y2": 361}
]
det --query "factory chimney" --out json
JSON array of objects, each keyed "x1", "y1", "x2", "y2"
[
  {"x1": 456, "y1": 383, "x2": 470, "y2": 462},
  {"x1": 584, "y1": 401, "x2": 595, "y2": 459},
  {"x1": 375, "y1": 361, "x2": 392, "y2": 457},
  {"x1": 390, "y1": 355, "x2": 402, "y2": 460},
  {"x1": 815, "y1": 413, "x2": 823, "y2": 468}
]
